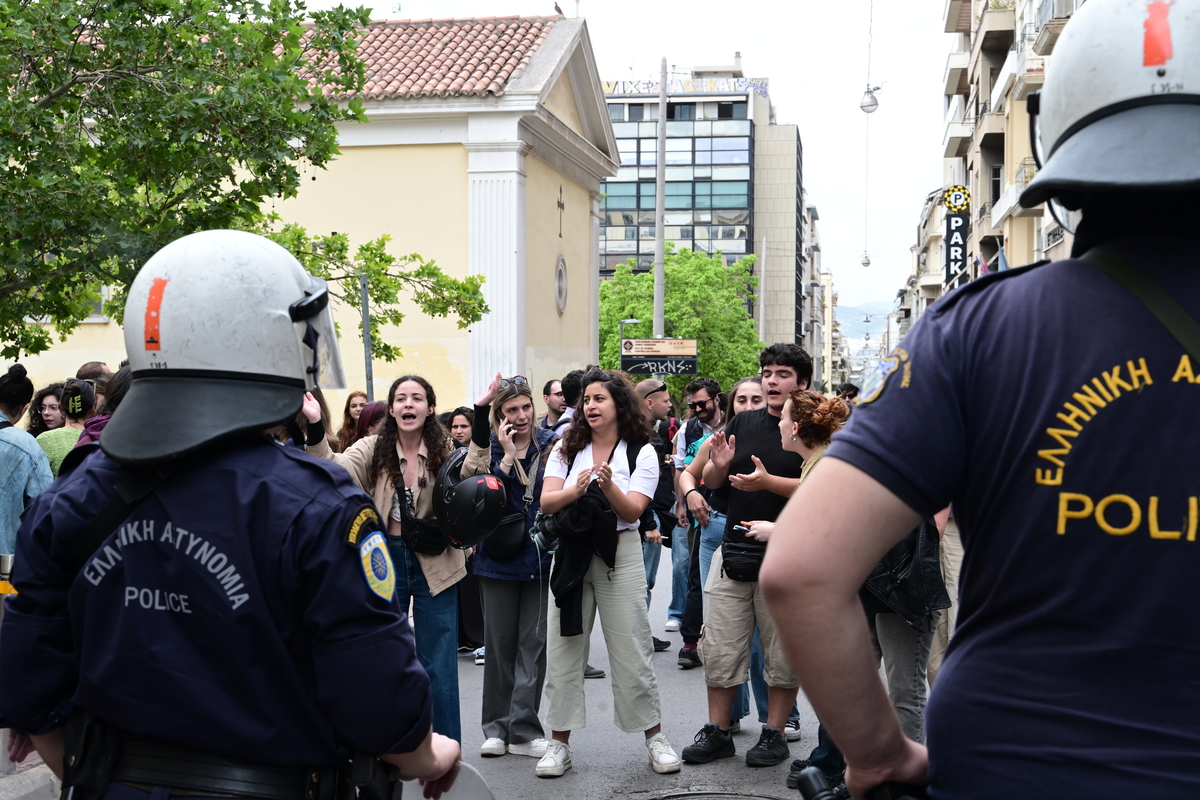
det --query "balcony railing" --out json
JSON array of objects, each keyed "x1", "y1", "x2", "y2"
[
  {"x1": 1014, "y1": 157, "x2": 1037, "y2": 187},
  {"x1": 976, "y1": 201, "x2": 992, "y2": 222},
  {"x1": 993, "y1": 159, "x2": 1042, "y2": 224},
  {"x1": 1034, "y1": 0, "x2": 1079, "y2": 54}
]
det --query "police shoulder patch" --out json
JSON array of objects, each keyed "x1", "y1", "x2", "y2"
[
  {"x1": 857, "y1": 348, "x2": 910, "y2": 405},
  {"x1": 344, "y1": 504, "x2": 382, "y2": 547},
  {"x1": 359, "y1": 532, "x2": 395, "y2": 602}
]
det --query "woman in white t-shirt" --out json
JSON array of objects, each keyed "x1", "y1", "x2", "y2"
[{"x1": 535, "y1": 369, "x2": 681, "y2": 778}]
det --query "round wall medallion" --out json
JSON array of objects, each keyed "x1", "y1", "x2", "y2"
[{"x1": 555, "y1": 256, "x2": 568, "y2": 315}]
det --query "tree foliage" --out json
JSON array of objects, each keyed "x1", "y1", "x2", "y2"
[
  {"x1": 599, "y1": 248, "x2": 765, "y2": 398},
  {"x1": 259, "y1": 222, "x2": 488, "y2": 362},
  {"x1": 0, "y1": 0, "x2": 372, "y2": 358}
]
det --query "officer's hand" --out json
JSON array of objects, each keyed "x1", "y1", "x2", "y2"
[
  {"x1": 845, "y1": 739, "x2": 928, "y2": 800},
  {"x1": 418, "y1": 736, "x2": 461, "y2": 800},
  {"x1": 301, "y1": 392, "x2": 322, "y2": 424},
  {"x1": 6, "y1": 730, "x2": 34, "y2": 763}
]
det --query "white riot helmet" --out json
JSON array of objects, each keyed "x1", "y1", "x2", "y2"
[
  {"x1": 102, "y1": 230, "x2": 346, "y2": 464},
  {"x1": 1021, "y1": 0, "x2": 1200, "y2": 212}
]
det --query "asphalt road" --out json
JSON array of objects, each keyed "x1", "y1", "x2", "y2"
[{"x1": 454, "y1": 547, "x2": 819, "y2": 800}]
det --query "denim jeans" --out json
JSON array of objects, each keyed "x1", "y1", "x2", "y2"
[
  {"x1": 642, "y1": 539, "x2": 662, "y2": 609},
  {"x1": 667, "y1": 523, "x2": 688, "y2": 622},
  {"x1": 699, "y1": 512, "x2": 797, "y2": 724},
  {"x1": 806, "y1": 721, "x2": 846, "y2": 779},
  {"x1": 388, "y1": 535, "x2": 462, "y2": 742},
  {"x1": 869, "y1": 611, "x2": 937, "y2": 744}
]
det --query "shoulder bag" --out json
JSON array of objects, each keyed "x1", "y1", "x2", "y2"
[
  {"x1": 394, "y1": 467, "x2": 448, "y2": 555},
  {"x1": 484, "y1": 452, "x2": 538, "y2": 561}
]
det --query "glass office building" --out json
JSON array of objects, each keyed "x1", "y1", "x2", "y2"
[{"x1": 598, "y1": 63, "x2": 817, "y2": 352}]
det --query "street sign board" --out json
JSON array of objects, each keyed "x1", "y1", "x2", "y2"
[{"x1": 619, "y1": 339, "x2": 699, "y2": 376}]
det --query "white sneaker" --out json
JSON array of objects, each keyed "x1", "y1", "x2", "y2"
[
  {"x1": 508, "y1": 738, "x2": 549, "y2": 758},
  {"x1": 646, "y1": 732, "x2": 681, "y2": 774},
  {"x1": 473, "y1": 647, "x2": 485, "y2": 666},
  {"x1": 664, "y1": 619, "x2": 681, "y2": 632},
  {"x1": 784, "y1": 720, "x2": 802, "y2": 742},
  {"x1": 480, "y1": 737, "x2": 506, "y2": 757},
  {"x1": 535, "y1": 739, "x2": 572, "y2": 778}
]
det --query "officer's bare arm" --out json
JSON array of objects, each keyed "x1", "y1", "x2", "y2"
[
  {"x1": 381, "y1": 728, "x2": 460, "y2": 785},
  {"x1": 759, "y1": 457, "x2": 927, "y2": 794},
  {"x1": 30, "y1": 730, "x2": 64, "y2": 780}
]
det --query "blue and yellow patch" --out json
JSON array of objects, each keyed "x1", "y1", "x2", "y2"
[
  {"x1": 359, "y1": 532, "x2": 395, "y2": 602},
  {"x1": 858, "y1": 357, "x2": 900, "y2": 405}
]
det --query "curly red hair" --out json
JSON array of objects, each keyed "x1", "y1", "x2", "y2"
[{"x1": 786, "y1": 390, "x2": 849, "y2": 448}]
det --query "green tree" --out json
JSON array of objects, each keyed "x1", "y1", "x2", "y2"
[
  {"x1": 260, "y1": 223, "x2": 488, "y2": 362},
  {"x1": 0, "y1": 0, "x2": 373, "y2": 358},
  {"x1": 599, "y1": 248, "x2": 765, "y2": 398}
]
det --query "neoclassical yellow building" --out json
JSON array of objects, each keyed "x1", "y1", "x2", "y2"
[{"x1": 15, "y1": 14, "x2": 618, "y2": 416}]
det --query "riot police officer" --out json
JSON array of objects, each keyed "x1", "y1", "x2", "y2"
[
  {"x1": 762, "y1": 1, "x2": 1200, "y2": 798},
  {"x1": 0, "y1": 230, "x2": 460, "y2": 799}
]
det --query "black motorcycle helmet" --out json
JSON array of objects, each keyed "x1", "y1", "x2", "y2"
[{"x1": 435, "y1": 447, "x2": 508, "y2": 548}]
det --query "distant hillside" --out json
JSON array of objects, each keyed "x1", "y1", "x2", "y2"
[{"x1": 834, "y1": 301, "x2": 894, "y2": 341}]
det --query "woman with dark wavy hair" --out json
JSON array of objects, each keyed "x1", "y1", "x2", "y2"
[
  {"x1": 26, "y1": 383, "x2": 65, "y2": 438},
  {"x1": 335, "y1": 390, "x2": 368, "y2": 452},
  {"x1": 303, "y1": 375, "x2": 463, "y2": 742},
  {"x1": 534, "y1": 369, "x2": 681, "y2": 778}
]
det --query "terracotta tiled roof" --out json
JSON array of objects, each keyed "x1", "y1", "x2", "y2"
[{"x1": 345, "y1": 15, "x2": 560, "y2": 100}]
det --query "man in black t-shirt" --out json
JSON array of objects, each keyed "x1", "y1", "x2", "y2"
[{"x1": 681, "y1": 344, "x2": 810, "y2": 768}]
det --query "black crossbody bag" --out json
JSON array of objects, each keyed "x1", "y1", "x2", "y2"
[{"x1": 395, "y1": 471, "x2": 448, "y2": 555}]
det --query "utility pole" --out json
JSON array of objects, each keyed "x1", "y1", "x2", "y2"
[
  {"x1": 653, "y1": 57, "x2": 667, "y2": 342},
  {"x1": 360, "y1": 271, "x2": 374, "y2": 402},
  {"x1": 758, "y1": 236, "x2": 767, "y2": 342}
]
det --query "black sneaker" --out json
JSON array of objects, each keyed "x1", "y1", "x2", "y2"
[
  {"x1": 584, "y1": 664, "x2": 605, "y2": 679},
  {"x1": 746, "y1": 725, "x2": 790, "y2": 767},
  {"x1": 653, "y1": 636, "x2": 671, "y2": 652},
  {"x1": 681, "y1": 723, "x2": 735, "y2": 764},
  {"x1": 786, "y1": 759, "x2": 845, "y2": 790},
  {"x1": 678, "y1": 647, "x2": 702, "y2": 669}
]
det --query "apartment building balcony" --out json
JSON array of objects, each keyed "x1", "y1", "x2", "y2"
[
  {"x1": 944, "y1": 51, "x2": 969, "y2": 95},
  {"x1": 977, "y1": 105, "x2": 1005, "y2": 148},
  {"x1": 944, "y1": 0, "x2": 970, "y2": 33},
  {"x1": 992, "y1": 158, "x2": 1043, "y2": 223},
  {"x1": 976, "y1": 4, "x2": 1016, "y2": 52},
  {"x1": 943, "y1": 95, "x2": 972, "y2": 157},
  {"x1": 991, "y1": 46, "x2": 1018, "y2": 111},
  {"x1": 1033, "y1": 0, "x2": 1077, "y2": 55},
  {"x1": 1013, "y1": 46, "x2": 1046, "y2": 100}
]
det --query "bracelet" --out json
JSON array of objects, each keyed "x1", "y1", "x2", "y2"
[{"x1": 500, "y1": 460, "x2": 514, "y2": 469}]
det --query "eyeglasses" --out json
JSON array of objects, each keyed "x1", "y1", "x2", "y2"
[
  {"x1": 500, "y1": 376, "x2": 527, "y2": 389},
  {"x1": 38, "y1": 404, "x2": 60, "y2": 413},
  {"x1": 686, "y1": 399, "x2": 712, "y2": 412}
]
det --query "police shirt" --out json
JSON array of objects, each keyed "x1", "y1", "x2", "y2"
[
  {"x1": 0, "y1": 437, "x2": 432, "y2": 767},
  {"x1": 721, "y1": 408, "x2": 804, "y2": 547},
  {"x1": 826, "y1": 237, "x2": 1200, "y2": 799}
]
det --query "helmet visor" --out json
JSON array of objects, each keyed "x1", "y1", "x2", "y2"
[{"x1": 292, "y1": 275, "x2": 347, "y2": 391}]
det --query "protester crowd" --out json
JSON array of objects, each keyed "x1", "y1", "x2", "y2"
[{"x1": 1, "y1": 345, "x2": 955, "y2": 797}]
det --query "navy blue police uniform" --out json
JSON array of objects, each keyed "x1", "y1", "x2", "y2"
[
  {"x1": 0, "y1": 435, "x2": 431, "y2": 787},
  {"x1": 827, "y1": 237, "x2": 1200, "y2": 799}
]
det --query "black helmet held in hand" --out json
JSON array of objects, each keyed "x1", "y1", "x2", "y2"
[{"x1": 435, "y1": 447, "x2": 508, "y2": 548}]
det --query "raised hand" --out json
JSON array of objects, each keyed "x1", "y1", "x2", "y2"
[
  {"x1": 497, "y1": 418, "x2": 517, "y2": 458},
  {"x1": 708, "y1": 432, "x2": 736, "y2": 471},
  {"x1": 574, "y1": 466, "x2": 595, "y2": 495},
  {"x1": 475, "y1": 372, "x2": 504, "y2": 407},
  {"x1": 301, "y1": 392, "x2": 322, "y2": 424}
]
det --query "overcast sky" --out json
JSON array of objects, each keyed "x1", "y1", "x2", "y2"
[{"x1": 309, "y1": 0, "x2": 951, "y2": 308}]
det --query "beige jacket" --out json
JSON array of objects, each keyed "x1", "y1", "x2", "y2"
[{"x1": 308, "y1": 435, "x2": 466, "y2": 596}]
